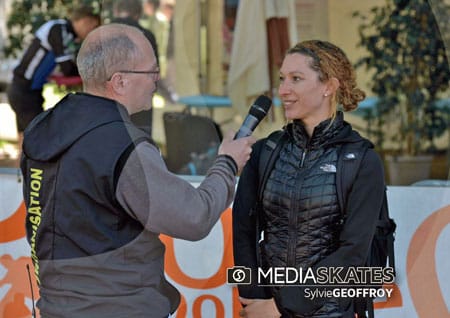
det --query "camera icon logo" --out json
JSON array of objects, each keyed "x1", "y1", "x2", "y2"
[{"x1": 227, "y1": 266, "x2": 251, "y2": 285}]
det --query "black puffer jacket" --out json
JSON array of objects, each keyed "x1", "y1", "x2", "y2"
[
  {"x1": 263, "y1": 116, "x2": 342, "y2": 271},
  {"x1": 233, "y1": 112, "x2": 385, "y2": 318}
]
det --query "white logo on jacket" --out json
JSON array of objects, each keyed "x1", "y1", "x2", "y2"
[{"x1": 319, "y1": 164, "x2": 336, "y2": 173}]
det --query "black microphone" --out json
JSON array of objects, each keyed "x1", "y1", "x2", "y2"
[{"x1": 234, "y1": 95, "x2": 272, "y2": 139}]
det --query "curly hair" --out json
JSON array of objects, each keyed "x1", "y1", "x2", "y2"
[{"x1": 287, "y1": 40, "x2": 365, "y2": 112}]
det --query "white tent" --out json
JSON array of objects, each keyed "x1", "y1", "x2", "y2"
[
  {"x1": 173, "y1": 0, "x2": 297, "y2": 117},
  {"x1": 227, "y1": 0, "x2": 297, "y2": 116},
  {"x1": 174, "y1": 0, "x2": 225, "y2": 97}
]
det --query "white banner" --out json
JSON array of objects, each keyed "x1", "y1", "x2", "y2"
[{"x1": 0, "y1": 169, "x2": 449, "y2": 318}]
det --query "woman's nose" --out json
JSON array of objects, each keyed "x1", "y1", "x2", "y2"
[{"x1": 278, "y1": 82, "x2": 290, "y2": 95}]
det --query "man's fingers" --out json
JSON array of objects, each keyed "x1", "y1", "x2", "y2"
[{"x1": 224, "y1": 129, "x2": 235, "y2": 141}]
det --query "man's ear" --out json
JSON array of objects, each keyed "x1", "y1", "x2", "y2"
[
  {"x1": 108, "y1": 72, "x2": 128, "y2": 95},
  {"x1": 325, "y1": 77, "x2": 340, "y2": 96}
]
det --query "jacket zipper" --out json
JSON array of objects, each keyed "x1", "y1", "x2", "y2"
[
  {"x1": 287, "y1": 147, "x2": 308, "y2": 266},
  {"x1": 300, "y1": 149, "x2": 307, "y2": 167}
]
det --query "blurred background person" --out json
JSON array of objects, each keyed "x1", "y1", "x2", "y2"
[
  {"x1": 141, "y1": 0, "x2": 177, "y2": 103},
  {"x1": 141, "y1": 0, "x2": 162, "y2": 34},
  {"x1": 6, "y1": 5, "x2": 100, "y2": 165}
]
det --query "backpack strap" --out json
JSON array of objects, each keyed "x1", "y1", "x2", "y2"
[
  {"x1": 365, "y1": 190, "x2": 396, "y2": 318},
  {"x1": 253, "y1": 130, "x2": 288, "y2": 268},
  {"x1": 363, "y1": 192, "x2": 396, "y2": 318},
  {"x1": 379, "y1": 191, "x2": 397, "y2": 270},
  {"x1": 257, "y1": 130, "x2": 289, "y2": 202}
]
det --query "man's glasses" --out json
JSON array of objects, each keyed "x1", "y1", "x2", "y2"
[{"x1": 108, "y1": 69, "x2": 160, "y2": 81}]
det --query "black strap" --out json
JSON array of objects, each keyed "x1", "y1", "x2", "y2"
[
  {"x1": 257, "y1": 130, "x2": 288, "y2": 202},
  {"x1": 254, "y1": 130, "x2": 288, "y2": 268},
  {"x1": 381, "y1": 191, "x2": 397, "y2": 271},
  {"x1": 367, "y1": 300, "x2": 375, "y2": 318}
]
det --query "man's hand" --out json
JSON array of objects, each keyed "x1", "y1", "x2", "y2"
[
  {"x1": 218, "y1": 131, "x2": 256, "y2": 172},
  {"x1": 239, "y1": 297, "x2": 281, "y2": 318}
]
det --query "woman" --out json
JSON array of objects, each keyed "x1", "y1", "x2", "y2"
[{"x1": 232, "y1": 40, "x2": 386, "y2": 318}]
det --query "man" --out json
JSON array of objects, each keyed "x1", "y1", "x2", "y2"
[
  {"x1": 112, "y1": 0, "x2": 159, "y2": 136},
  {"x1": 140, "y1": 0, "x2": 177, "y2": 103},
  {"x1": 140, "y1": 0, "x2": 168, "y2": 55},
  {"x1": 7, "y1": 5, "x2": 100, "y2": 163},
  {"x1": 21, "y1": 24, "x2": 255, "y2": 317}
]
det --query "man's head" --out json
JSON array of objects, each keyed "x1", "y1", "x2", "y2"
[
  {"x1": 70, "y1": 5, "x2": 101, "y2": 40},
  {"x1": 160, "y1": 0, "x2": 175, "y2": 20},
  {"x1": 143, "y1": 0, "x2": 160, "y2": 16},
  {"x1": 77, "y1": 24, "x2": 159, "y2": 114},
  {"x1": 113, "y1": 0, "x2": 143, "y2": 21}
]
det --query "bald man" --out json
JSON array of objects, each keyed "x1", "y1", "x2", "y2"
[{"x1": 21, "y1": 24, "x2": 255, "y2": 318}]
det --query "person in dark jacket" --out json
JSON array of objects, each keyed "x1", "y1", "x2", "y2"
[
  {"x1": 21, "y1": 23, "x2": 255, "y2": 317},
  {"x1": 233, "y1": 40, "x2": 385, "y2": 318},
  {"x1": 7, "y1": 5, "x2": 100, "y2": 165},
  {"x1": 112, "y1": 0, "x2": 160, "y2": 136}
]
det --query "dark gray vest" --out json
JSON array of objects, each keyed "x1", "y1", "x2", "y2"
[{"x1": 23, "y1": 97, "x2": 150, "y2": 261}]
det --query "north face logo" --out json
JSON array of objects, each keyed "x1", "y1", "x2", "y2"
[{"x1": 319, "y1": 164, "x2": 336, "y2": 173}]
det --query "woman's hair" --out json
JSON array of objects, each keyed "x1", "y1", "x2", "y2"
[
  {"x1": 287, "y1": 40, "x2": 365, "y2": 112},
  {"x1": 76, "y1": 24, "x2": 141, "y2": 88}
]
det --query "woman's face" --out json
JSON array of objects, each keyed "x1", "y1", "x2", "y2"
[{"x1": 278, "y1": 53, "x2": 331, "y2": 125}]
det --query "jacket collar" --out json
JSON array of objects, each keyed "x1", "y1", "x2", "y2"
[{"x1": 287, "y1": 111, "x2": 345, "y2": 149}]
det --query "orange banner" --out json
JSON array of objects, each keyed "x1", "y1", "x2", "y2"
[{"x1": 1, "y1": 175, "x2": 449, "y2": 317}]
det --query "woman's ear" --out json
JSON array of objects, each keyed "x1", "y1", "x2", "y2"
[{"x1": 325, "y1": 77, "x2": 340, "y2": 97}]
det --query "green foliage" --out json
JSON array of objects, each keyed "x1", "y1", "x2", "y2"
[
  {"x1": 354, "y1": 0, "x2": 450, "y2": 155},
  {"x1": 3, "y1": 0, "x2": 113, "y2": 58}
]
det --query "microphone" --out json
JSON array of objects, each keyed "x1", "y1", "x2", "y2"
[{"x1": 234, "y1": 95, "x2": 272, "y2": 139}]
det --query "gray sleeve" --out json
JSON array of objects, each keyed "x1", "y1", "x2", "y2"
[{"x1": 115, "y1": 142, "x2": 237, "y2": 241}]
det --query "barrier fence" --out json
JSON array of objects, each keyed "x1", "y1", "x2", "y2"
[{"x1": 1, "y1": 169, "x2": 449, "y2": 317}]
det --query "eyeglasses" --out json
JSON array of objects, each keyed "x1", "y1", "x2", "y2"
[{"x1": 108, "y1": 69, "x2": 160, "y2": 81}]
